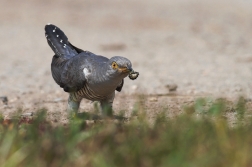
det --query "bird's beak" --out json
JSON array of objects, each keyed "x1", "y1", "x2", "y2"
[
  {"x1": 120, "y1": 66, "x2": 133, "y2": 73},
  {"x1": 127, "y1": 67, "x2": 133, "y2": 72}
]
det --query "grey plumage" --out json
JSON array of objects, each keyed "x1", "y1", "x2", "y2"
[{"x1": 45, "y1": 24, "x2": 136, "y2": 114}]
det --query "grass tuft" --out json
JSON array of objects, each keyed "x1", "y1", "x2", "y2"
[{"x1": 0, "y1": 98, "x2": 252, "y2": 167}]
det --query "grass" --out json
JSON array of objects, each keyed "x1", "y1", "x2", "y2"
[{"x1": 0, "y1": 97, "x2": 252, "y2": 167}]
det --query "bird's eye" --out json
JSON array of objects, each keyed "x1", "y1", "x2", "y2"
[{"x1": 112, "y1": 62, "x2": 118, "y2": 69}]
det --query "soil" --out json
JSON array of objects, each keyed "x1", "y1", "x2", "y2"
[{"x1": 1, "y1": 0, "x2": 252, "y2": 124}]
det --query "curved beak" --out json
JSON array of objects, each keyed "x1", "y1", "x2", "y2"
[
  {"x1": 120, "y1": 66, "x2": 133, "y2": 73},
  {"x1": 127, "y1": 66, "x2": 133, "y2": 72}
]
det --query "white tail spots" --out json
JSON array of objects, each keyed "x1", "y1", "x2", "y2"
[
  {"x1": 56, "y1": 35, "x2": 59, "y2": 37},
  {"x1": 63, "y1": 44, "x2": 66, "y2": 48},
  {"x1": 53, "y1": 27, "x2": 56, "y2": 32},
  {"x1": 60, "y1": 40, "x2": 63, "y2": 43}
]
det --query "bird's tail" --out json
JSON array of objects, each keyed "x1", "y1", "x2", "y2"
[{"x1": 45, "y1": 23, "x2": 79, "y2": 59}]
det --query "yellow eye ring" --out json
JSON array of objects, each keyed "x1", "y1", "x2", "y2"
[{"x1": 112, "y1": 62, "x2": 118, "y2": 69}]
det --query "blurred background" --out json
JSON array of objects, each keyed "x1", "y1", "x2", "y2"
[
  {"x1": 1, "y1": 0, "x2": 252, "y2": 105},
  {"x1": 1, "y1": 1, "x2": 252, "y2": 165}
]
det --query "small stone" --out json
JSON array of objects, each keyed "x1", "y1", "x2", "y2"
[
  {"x1": 165, "y1": 83, "x2": 178, "y2": 91},
  {"x1": 0, "y1": 96, "x2": 8, "y2": 105},
  {"x1": 149, "y1": 97, "x2": 158, "y2": 102},
  {"x1": 21, "y1": 112, "x2": 33, "y2": 117}
]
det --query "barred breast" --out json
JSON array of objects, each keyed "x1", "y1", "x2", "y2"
[{"x1": 69, "y1": 83, "x2": 106, "y2": 102}]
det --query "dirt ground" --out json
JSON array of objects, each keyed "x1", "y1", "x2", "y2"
[{"x1": 1, "y1": 0, "x2": 252, "y2": 123}]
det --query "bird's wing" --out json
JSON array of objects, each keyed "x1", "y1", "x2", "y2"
[
  {"x1": 51, "y1": 55, "x2": 66, "y2": 86},
  {"x1": 45, "y1": 24, "x2": 82, "y2": 59},
  {"x1": 116, "y1": 79, "x2": 124, "y2": 92},
  {"x1": 59, "y1": 53, "x2": 111, "y2": 93},
  {"x1": 59, "y1": 54, "x2": 90, "y2": 92}
]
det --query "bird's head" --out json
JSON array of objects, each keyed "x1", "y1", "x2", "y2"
[{"x1": 108, "y1": 56, "x2": 133, "y2": 76}]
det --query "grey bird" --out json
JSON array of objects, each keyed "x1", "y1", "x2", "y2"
[{"x1": 44, "y1": 24, "x2": 138, "y2": 115}]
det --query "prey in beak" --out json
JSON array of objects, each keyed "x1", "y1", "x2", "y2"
[
  {"x1": 119, "y1": 65, "x2": 139, "y2": 80},
  {"x1": 128, "y1": 70, "x2": 139, "y2": 80}
]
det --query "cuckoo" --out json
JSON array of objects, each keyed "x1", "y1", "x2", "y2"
[{"x1": 44, "y1": 24, "x2": 139, "y2": 115}]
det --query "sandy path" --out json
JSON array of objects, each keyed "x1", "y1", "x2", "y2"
[{"x1": 1, "y1": 0, "x2": 252, "y2": 118}]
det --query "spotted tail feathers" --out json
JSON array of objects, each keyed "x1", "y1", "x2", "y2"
[{"x1": 45, "y1": 23, "x2": 82, "y2": 59}]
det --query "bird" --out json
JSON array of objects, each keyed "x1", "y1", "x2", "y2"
[{"x1": 44, "y1": 23, "x2": 138, "y2": 115}]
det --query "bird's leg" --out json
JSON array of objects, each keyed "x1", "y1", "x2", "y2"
[
  {"x1": 100, "y1": 93, "x2": 115, "y2": 117},
  {"x1": 67, "y1": 93, "x2": 81, "y2": 114},
  {"x1": 100, "y1": 100, "x2": 113, "y2": 117}
]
